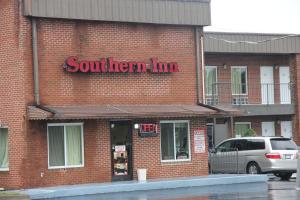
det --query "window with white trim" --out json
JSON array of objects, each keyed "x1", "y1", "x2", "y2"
[
  {"x1": 205, "y1": 66, "x2": 217, "y2": 96},
  {"x1": 231, "y1": 66, "x2": 248, "y2": 95},
  {"x1": 0, "y1": 128, "x2": 9, "y2": 171},
  {"x1": 47, "y1": 123, "x2": 84, "y2": 169},
  {"x1": 235, "y1": 122, "x2": 251, "y2": 137},
  {"x1": 160, "y1": 121, "x2": 190, "y2": 162}
]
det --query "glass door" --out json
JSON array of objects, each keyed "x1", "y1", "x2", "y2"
[{"x1": 110, "y1": 121, "x2": 132, "y2": 181}]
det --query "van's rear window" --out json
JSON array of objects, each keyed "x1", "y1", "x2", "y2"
[{"x1": 270, "y1": 138, "x2": 297, "y2": 150}]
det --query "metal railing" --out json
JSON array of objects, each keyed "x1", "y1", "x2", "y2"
[
  {"x1": 205, "y1": 82, "x2": 294, "y2": 106},
  {"x1": 209, "y1": 148, "x2": 240, "y2": 174}
]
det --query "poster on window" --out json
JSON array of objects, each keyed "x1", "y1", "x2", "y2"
[{"x1": 194, "y1": 129, "x2": 206, "y2": 153}]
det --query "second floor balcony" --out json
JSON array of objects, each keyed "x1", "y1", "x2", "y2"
[{"x1": 205, "y1": 82, "x2": 294, "y2": 106}]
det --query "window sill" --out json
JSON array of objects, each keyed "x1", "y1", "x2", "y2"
[
  {"x1": 0, "y1": 168, "x2": 9, "y2": 172},
  {"x1": 161, "y1": 159, "x2": 191, "y2": 165},
  {"x1": 48, "y1": 165, "x2": 84, "y2": 170}
]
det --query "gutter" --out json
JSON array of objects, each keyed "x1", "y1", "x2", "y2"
[
  {"x1": 195, "y1": 29, "x2": 229, "y2": 115},
  {"x1": 195, "y1": 27, "x2": 202, "y2": 104},
  {"x1": 200, "y1": 33, "x2": 206, "y2": 103},
  {"x1": 197, "y1": 102, "x2": 226, "y2": 113},
  {"x1": 32, "y1": 18, "x2": 40, "y2": 105},
  {"x1": 195, "y1": 27, "x2": 207, "y2": 104},
  {"x1": 35, "y1": 105, "x2": 56, "y2": 114}
]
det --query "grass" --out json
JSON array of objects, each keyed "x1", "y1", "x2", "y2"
[{"x1": 0, "y1": 191, "x2": 20, "y2": 196}]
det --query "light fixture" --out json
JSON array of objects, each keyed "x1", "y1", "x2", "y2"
[
  {"x1": 273, "y1": 64, "x2": 278, "y2": 69},
  {"x1": 223, "y1": 63, "x2": 227, "y2": 69},
  {"x1": 134, "y1": 123, "x2": 140, "y2": 129},
  {"x1": 111, "y1": 123, "x2": 115, "y2": 128}
]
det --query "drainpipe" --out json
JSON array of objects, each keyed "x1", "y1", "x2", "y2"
[
  {"x1": 195, "y1": 27, "x2": 201, "y2": 104},
  {"x1": 32, "y1": 18, "x2": 40, "y2": 105},
  {"x1": 200, "y1": 32, "x2": 206, "y2": 104},
  {"x1": 195, "y1": 27, "x2": 206, "y2": 104}
]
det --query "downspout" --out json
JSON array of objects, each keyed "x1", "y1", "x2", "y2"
[
  {"x1": 200, "y1": 33, "x2": 206, "y2": 104},
  {"x1": 32, "y1": 18, "x2": 40, "y2": 105},
  {"x1": 195, "y1": 27, "x2": 206, "y2": 104},
  {"x1": 195, "y1": 28, "x2": 228, "y2": 114},
  {"x1": 195, "y1": 27, "x2": 202, "y2": 104}
]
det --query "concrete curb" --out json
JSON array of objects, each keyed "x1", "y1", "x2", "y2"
[
  {"x1": 0, "y1": 195, "x2": 30, "y2": 200},
  {"x1": 21, "y1": 174, "x2": 268, "y2": 199}
]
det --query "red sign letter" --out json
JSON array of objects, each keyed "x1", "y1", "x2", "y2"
[{"x1": 65, "y1": 56, "x2": 79, "y2": 72}]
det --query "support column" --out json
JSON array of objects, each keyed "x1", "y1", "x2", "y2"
[{"x1": 291, "y1": 54, "x2": 300, "y2": 144}]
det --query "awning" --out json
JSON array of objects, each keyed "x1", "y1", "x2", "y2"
[{"x1": 27, "y1": 104, "x2": 222, "y2": 120}]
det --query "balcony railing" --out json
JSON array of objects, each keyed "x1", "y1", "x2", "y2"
[{"x1": 205, "y1": 82, "x2": 294, "y2": 106}]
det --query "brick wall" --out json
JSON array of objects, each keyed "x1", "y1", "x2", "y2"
[
  {"x1": 21, "y1": 117, "x2": 207, "y2": 188},
  {"x1": 132, "y1": 118, "x2": 208, "y2": 180},
  {"x1": 292, "y1": 54, "x2": 300, "y2": 144},
  {"x1": 36, "y1": 19, "x2": 199, "y2": 105},
  {"x1": 24, "y1": 120, "x2": 111, "y2": 188},
  {"x1": 0, "y1": 0, "x2": 33, "y2": 189},
  {"x1": 1, "y1": 5, "x2": 208, "y2": 188}
]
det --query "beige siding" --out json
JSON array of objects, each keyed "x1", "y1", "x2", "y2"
[
  {"x1": 204, "y1": 32, "x2": 300, "y2": 54},
  {"x1": 23, "y1": 0, "x2": 211, "y2": 26}
]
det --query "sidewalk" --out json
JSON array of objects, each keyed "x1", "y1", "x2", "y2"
[{"x1": 20, "y1": 174, "x2": 268, "y2": 199}]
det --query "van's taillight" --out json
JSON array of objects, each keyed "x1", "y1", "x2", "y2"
[{"x1": 265, "y1": 153, "x2": 281, "y2": 159}]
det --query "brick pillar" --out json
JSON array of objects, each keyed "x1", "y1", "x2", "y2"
[{"x1": 291, "y1": 54, "x2": 300, "y2": 144}]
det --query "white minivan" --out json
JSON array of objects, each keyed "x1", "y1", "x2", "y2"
[{"x1": 209, "y1": 137, "x2": 298, "y2": 180}]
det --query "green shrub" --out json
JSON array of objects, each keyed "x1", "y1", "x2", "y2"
[{"x1": 243, "y1": 128, "x2": 256, "y2": 137}]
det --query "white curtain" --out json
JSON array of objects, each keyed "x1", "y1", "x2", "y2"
[
  {"x1": 66, "y1": 126, "x2": 82, "y2": 166},
  {"x1": 0, "y1": 128, "x2": 8, "y2": 169},
  {"x1": 232, "y1": 68, "x2": 242, "y2": 94},
  {"x1": 175, "y1": 123, "x2": 189, "y2": 159},
  {"x1": 161, "y1": 123, "x2": 175, "y2": 160},
  {"x1": 206, "y1": 68, "x2": 217, "y2": 95},
  {"x1": 49, "y1": 126, "x2": 65, "y2": 167}
]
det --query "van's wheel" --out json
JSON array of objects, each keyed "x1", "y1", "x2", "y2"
[
  {"x1": 278, "y1": 172, "x2": 293, "y2": 181},
  {"x1": 247, "y1": 162, "x2": 261, "y2": 174}
]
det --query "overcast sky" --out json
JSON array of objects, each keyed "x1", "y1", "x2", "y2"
[{"x1": 204, "y1": 0, "x2": 300, "y2": 34}]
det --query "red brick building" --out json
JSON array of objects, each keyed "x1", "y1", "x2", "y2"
[
  {"x1": 203, "y1": 32, "x2": 300, "y2": 147},
  {"x1": 0, "y1": 0, "x2": 221, "y2": 189},
  {"x1": 1, "y1": 0, "x2": 300, "y2": 190}
]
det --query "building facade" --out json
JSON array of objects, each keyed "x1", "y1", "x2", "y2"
[
  {"x1": 204, "y1": 32, "x2": 300, "y2": 146},
  {"x1": 0, "y1": 0, "x2": 220, "y2": 189}
]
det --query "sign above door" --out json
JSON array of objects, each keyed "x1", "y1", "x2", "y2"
[{"x1": 64, "y1": 57, "x2": 179, "y2": 74}]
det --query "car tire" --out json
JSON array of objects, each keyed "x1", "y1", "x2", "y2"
[
  {"x1": 278, "y1": 172, "x2": 293, "y2": 181},
  {"x1": 246, "y1": 162, "x2": 261, "y2": 174}
]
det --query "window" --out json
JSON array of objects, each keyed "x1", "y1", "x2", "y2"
[
  {"x1": 235, "y1": 122, "x2": 251, "y2": 137},
  {"x1": 270, "y1": 138, "x2": 297, "y2": 150},
  {"x1": 0, "y1": 128, "x2": 8, "y2": 171},
  {"x1": 233, "y1": 139, "x2": 247, "y2": 151},
  {"x1": 216, "y1": 140, "x2": 235, "y2": 152},
  {"x1": 231, "y1": 66, "x2": 248, "y2": 95},
  {"x1": 246, "y1": 139, "x2": 265, "y2": 150},
  {"x1": 160, "y1": 121, "x2": 190, "y2": 162},
  {"x1": 205, "y1": 66, "x2": 217, "y2": 96},
  {"x1": 47, "y1": 123, "x2": 84, "y2": 169}
]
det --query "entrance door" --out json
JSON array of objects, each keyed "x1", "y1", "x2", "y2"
[
  {"x1": 214, "y1": 122, "x2": 228, "y2": 146},
  {"x1": 260, "y1": 66, "x2": 274, "y2": 104},
  {"x1": 261, "y1": 122, "x2": 275, "y2": 136},
  {"x1": 281, "y1": 121, "x2": 292, "y2": 138},
  {"x1": 110, "y1": 121, "x2": 132, "y2": 181},
  {"x1": 279, "y1": 67, "x2": 291, "y2": 104}
]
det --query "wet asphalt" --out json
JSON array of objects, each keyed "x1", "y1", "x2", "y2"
[{"x1": 39, "y1": 176, "x2": 300, "y2": 200}]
